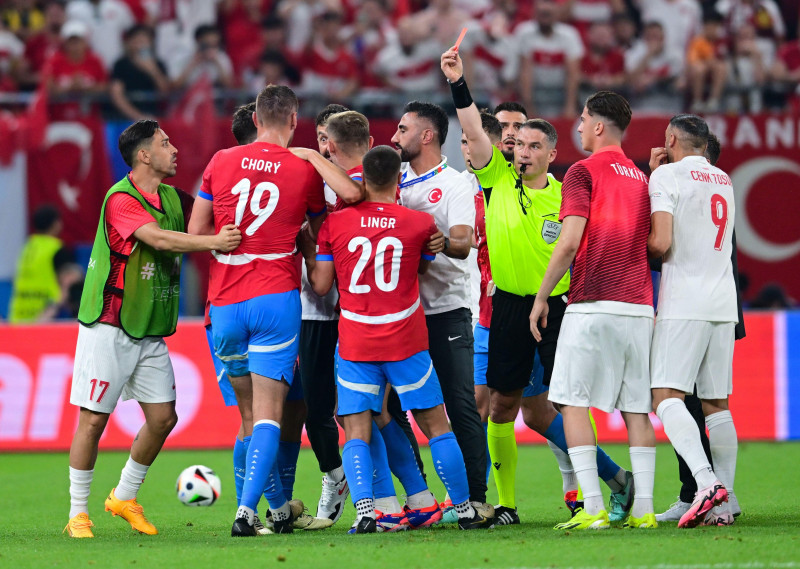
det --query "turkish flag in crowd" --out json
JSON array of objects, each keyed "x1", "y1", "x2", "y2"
[{"x1": 26, "y1": 116, "x2": 113, "y2": 245}]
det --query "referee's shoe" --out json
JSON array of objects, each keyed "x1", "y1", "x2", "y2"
[{"x1": 491, "y1": 505, "x2": 520, "y2": 527}]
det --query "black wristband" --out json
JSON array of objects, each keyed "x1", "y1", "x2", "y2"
[
  {"x1": 449, "y1": 76, "x2": 473, "y2": 109},
  {"x1": 443, "y1": 236, "x2": 450, "y2": 252}
]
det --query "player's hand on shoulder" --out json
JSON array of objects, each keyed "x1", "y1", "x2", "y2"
[
  {"x1": 649, "y1": 147, "x2": 667, "y2": 173},
  {"x1": 428, "y1": 229, "x2": 445, "y2": 254},
  {"x1": 289, "y1": 147, "x2": 311, "y2": 161},
  {"x1": 215, "y1": 224, "x2": 241, "y2": 252},
  {"x1": 440, "y1": 48, "x2": 464, "y2": 83}
]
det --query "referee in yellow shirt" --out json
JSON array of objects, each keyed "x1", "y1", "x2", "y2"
[{"x1": 442, "y1": 47, "x2": 632, "y2": 526}]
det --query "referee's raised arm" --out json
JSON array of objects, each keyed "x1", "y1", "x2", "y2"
[{"x1": 441, "y1": 48, "x2": 493, "y2": 171}]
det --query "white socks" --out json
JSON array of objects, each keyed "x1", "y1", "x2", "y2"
[
  {"x1": 548, "y1": 440, "x2": 578, "y2": 493},
  {"x1": 657, "y1": 398, "x2": 716, "y2": 489},
  {"x1": 707, "y1": 410, "x2": 737, "y2": 493},
  {"x1": 454, "y1": 499, "x2": 476, "y2": 520},
  {"x1": 69, "y1": 467, "x2": 94, "y2": 518},
  {"x1": 354, "y1": 498, "x2": 375, "y2": 521},
  {"x1": 568, "y1": 446, "x2": 603, "y2": 515},
  {"x1": 327, "y1": 466, "x2": 345, "y2": 484},
  {"x1": 115, "y1": 456, "x2": 150, "y2": 501},
  {"x1": 374, "y1": 495, "x2": 402, "y2": 514},
  {"x1": 236, "y1": 505, "x2": 255, "y2": 524},
  {"x1": 629, "y1": 447, "x2": 655, "y2": 518},
  {"x1": 271, "y1": 501, "x2": 292, "y2": 522},
  {"x1": 406, "y1": 489, "x2": 436, "y2": 509}
]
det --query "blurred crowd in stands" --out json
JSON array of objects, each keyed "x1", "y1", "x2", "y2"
[
  {"x1": 0, "y1": 0, "x2": 797, "y2": 119},
  {"x1": 2, "y1": 0, "x2": 799, "y2": 323}
]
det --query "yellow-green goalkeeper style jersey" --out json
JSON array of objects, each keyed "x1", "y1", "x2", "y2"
[{"x1": 473, "y1": 146, "x2": 570, "y2": 297}]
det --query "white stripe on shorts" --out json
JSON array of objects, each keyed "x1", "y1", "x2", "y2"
[
  {"x1": 340, "y1": 297, "x2": 420, "y2": 325},
  {"x1": 337, "y1": 376, "x2": 381, "y2": 395},
  {"x1": 217, "y1": 353, "x2": 247, "y2": 361},
  {"x1": 248, "y1": 335, "x2": 297, "y2": 353},
  {"x1": 393, "y1": 361, "x2": 434, "y2": 395}
]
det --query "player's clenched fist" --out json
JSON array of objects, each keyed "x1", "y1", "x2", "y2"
[
  {"x1": 428, "y1": 229, "x2": 445, "y2": 254},
  {"x1": 649, "y1": 147, "x2": 667, "y2": 173},
  {"x1": 215, "y1": 224, "x2": 242, "y2": 252},
  {"x1": 440, "y1": 48, "x2": 464, "y2": 82}
]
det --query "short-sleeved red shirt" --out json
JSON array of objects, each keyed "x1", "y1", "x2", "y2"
[
  {"x1": 317, "y1": 201, "x2": 437, "y2": 362},
  {"x1": 200, "y1": 142, "x2": 326, "y2": 306},
  {"x1": 42, "y1": 50, "x2": 107, "y2": 119},
  {"x1": 559, "y1": 146, "x2": 653, "y2": 307}
]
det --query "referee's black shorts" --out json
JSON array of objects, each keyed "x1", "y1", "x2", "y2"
[{"x1": 486, "y1": 288, "x2": 567, "y2": 393}]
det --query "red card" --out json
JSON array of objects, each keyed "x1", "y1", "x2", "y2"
[{"x1": 454, "y1": 27, "x2": 468, "y2": 51}]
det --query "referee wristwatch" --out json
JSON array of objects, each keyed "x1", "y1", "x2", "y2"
[{"x1": 443, "y1": 237, "x2": 450, "y2": 252}]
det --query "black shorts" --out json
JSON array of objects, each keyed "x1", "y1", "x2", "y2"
[{"x1": 486, "y1": 288, "x2": 567, "y2": 393}]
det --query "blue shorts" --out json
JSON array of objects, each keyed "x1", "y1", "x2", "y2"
[
  {"x1": 523, "y1": 350, "x2": 548, "y2": 398},
  {"x1": 285, "y1": 359, "x2": 304, "y2": 402},
  {"x1": 473, "y1": 323, "x2": 489, "y2": 387},
  {"x1": 336, "y1": 349, "x2": 444, "y2": 415},
  {"x1": 475, "y1": 323, "x2": 547, "y2": 397},
  {"x1": 205, "y1": 326, "x2": 237, "y2": 406},
  {"x1": 210, "y1": 290, "x2": 301, "y2": 383}
]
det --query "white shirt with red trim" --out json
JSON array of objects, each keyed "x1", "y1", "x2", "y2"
[
  {"x1": 513, "y1": 20, "x2": 584, "y2": 88},
  {"x1": 399, "y1": 157, "x2": 476, "y2": 315},
  {"x1": 373, "y1": 38, "x2": 442, "y2": 93},
  {"x1": 649, "y1": 156, "x2": 738, "y2": 322}
]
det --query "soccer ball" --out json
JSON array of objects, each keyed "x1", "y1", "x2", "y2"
[{"x1": 176, "y1": 465, "x2": 221, "y2": 506}]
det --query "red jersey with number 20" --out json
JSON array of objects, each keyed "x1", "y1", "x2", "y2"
[
  {"x1": 201, "y1": 142, "x2": 325, "y2": 306},
  {"x1": 317, "y1": 201, "x2": 437, "y2": 362}
]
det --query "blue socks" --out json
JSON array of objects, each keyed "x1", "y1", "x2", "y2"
[
  {"x1": 543, "y1": 413, "x2": 569, "y2": 453},
  {"x1": 544, "y1": 413, "x2": 621, "y2": 482},
  {"x1": 596, "y1": 445, "x2": 620, "y2": 482},
  {"x1": 343, "y1": 438, "x2": 373, "y2": 504},
  {"x1": 233, "y1": 435, "x2": 250, "y2": 505},
  {"x1": 380, "y1": 419, "x2": 427, "y2": 496},
  {"x1": 241, "y1": 422, "x2": 285, "y2": 511},
  {"x1": 429, "y1": 432, "x2": 470, "y2": 505},
  {"x1": 369, "y1": 422, "x2": 396, "y2": 499},
  {"x1": 277, "y1": 441, "x2": 301, "y2": 501}
]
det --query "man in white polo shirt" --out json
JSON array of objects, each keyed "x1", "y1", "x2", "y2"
[{"x1": 391, "y1": 101, "x2": 491, "y2": 516}]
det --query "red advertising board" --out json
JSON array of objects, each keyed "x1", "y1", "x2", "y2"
[{"x1": 0, "y1": 315, "x2": 779, "y2": 452}]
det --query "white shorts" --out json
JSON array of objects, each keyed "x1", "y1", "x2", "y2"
[
  {"x1": 71, "y1": 323, "x2": 176, "y2": 414},
  {"x1": 650, "y1": 319, "x2": 735, "y2": 400},
  {"x1": 548, "y1": 311, "x2": 653, "y2": 414}
]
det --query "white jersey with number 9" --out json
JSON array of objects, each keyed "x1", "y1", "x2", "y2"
[{"x1": 649, "y1": 155, "x2": 738, "y2": 323}]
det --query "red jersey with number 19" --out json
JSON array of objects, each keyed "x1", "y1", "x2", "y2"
[
  {"x1": 201, "y1": 142, "x2": 325, "y2": 306},
  {"x1": 317, "y1": 201, "x2": 437, "y2": 362}
]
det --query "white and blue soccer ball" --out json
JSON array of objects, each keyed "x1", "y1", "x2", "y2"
[{"x1": 176, "y1": 465, "x2": 221, "y2": 506}]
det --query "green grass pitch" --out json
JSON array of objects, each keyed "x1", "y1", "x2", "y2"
[{"x1": 2, "y1": 442, "x2": 798, "y2": 569}]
